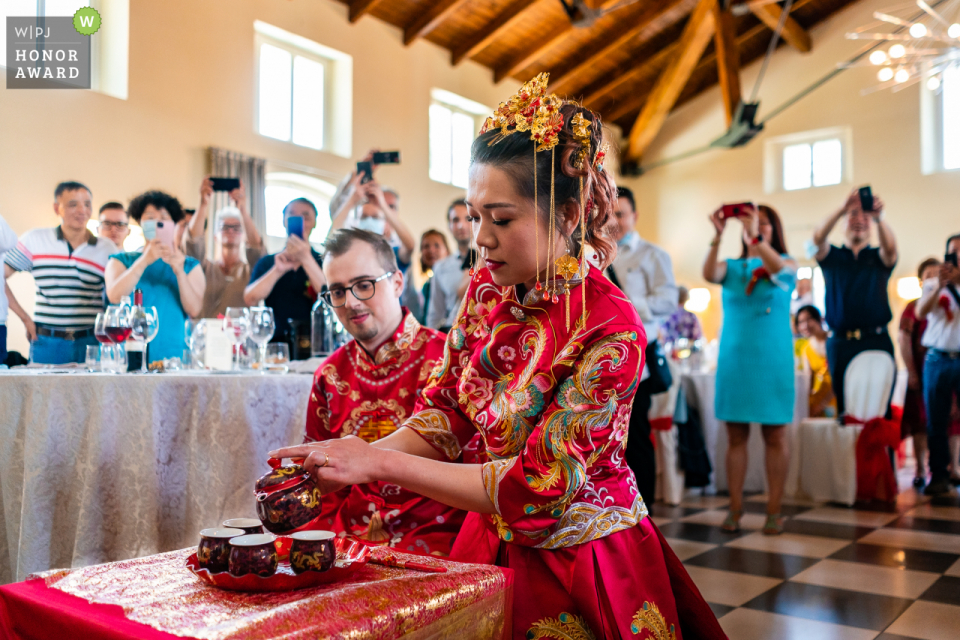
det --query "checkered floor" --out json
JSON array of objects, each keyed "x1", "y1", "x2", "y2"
[{"x1": 657, "y1": 477, "x2": 960, "y2": 639}]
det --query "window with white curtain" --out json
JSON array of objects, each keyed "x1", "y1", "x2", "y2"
[{"x1": 429, "y1": 89, "x2": 489, "y2": 189}]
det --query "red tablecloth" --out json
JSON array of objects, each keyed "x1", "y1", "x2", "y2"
[{"x1": 0, "y1": 548, "x2": 513, "y2": 640}]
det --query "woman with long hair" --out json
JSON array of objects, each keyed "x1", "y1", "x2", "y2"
[
  {"x1": 273, "y1": 76, "x2": 725, "y2": 639},
  {"x1": 703, "y1": 204, "x2": 797, "y2": 535},
  {"x1": 796, "y1": 304, "x2": 836, "y2": 418}
]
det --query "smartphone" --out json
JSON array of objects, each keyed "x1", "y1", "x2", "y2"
[
  {"x1": 156, "y1": 220, "x2": 176, "y2": 247},
  {"x1": 372, "y1": 151, "x2": 400, "y2": 165},
  {"x1": 858, "y1": 185, "x2": 873, "y2": 212},
  {"x1": 356, "y1": 161, "x2": 373, "y2": 184},
  {"x1": 211, "y1": 177, "x2": 240, "y2": 192},
  {"x1": 720, "y1": 202, "x2": 754, "y2": 220},
  {"x1": 946, "y1": 252, "x2": 959, "y2": 267},
  {"x1": 286, "y1": 215, "x2": 304, "y2": 239}
]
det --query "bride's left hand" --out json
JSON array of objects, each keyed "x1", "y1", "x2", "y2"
[{"x1": 269, "y1": 436, "x2": 384, "y2": 492}]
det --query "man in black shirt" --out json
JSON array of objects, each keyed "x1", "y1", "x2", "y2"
[
  {"x1": 813, "y1": 188, "x2": 898, "y2": 416},
  {"x1": 245, "y1": 198, "x2": 325, "y2": 358}
]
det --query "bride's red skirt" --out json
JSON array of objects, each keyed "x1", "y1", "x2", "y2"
[{"x1": 451, "y1": 514, "x2": 727, "y2": 640}]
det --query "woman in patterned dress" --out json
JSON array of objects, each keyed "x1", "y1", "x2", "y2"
[{"x1": 273, "y1": 88, "x2": 725, "y2": 640}]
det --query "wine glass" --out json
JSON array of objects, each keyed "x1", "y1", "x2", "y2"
[
  {"x1": 130, "y1": 306, "x2": 160, "y2": 373},
  {"x1": 94, "y1": 312, "x2": 113, "y2": 372},
  {"x1": 249, "y1": 307, "x2": 275, "y2": 372},
  {"x1": 184, "y1": 318, "x2": 206, "y2": 369},
  {"x1": 104, "y1": 306, "x2": 133, "y2": 373},
  {"x1": 223, "y1": 307, "x2": 251, "y2": 372}
]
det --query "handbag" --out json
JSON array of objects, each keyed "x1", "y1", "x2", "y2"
[{"x1": 641, "y1": 340, "x2": 673, "y2": 395}]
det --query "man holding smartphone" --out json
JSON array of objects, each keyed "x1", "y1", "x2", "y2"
[
  {"x1": 244, "y1": 198, "x2": 325, "y2": 356},
  {"x1": 812, "y1": 187, "x2": 898, "y2": 416},
  {"x1": 916, "y1": 234, "x2": 960, "y2": 496}
]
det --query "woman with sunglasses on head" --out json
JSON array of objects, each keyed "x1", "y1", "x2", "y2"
[{"x1": 272, "y1": 76, "x2": 726, "y2": 640}]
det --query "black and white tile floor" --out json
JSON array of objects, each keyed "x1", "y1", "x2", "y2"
[{"x1": 659, "y1": 475, "x2": 960, "y2": 639}]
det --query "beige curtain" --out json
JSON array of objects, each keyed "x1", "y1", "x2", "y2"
[{"x1": 207, "y1": 147, "x2": 267, "y2": 251}]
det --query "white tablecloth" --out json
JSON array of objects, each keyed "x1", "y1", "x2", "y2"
[
  {"x1": 680, "y1": 370, "x2": 810, "y2": 495},
  {"x1": 0, "y1": 370, "x2": 315, "y2": 583}
]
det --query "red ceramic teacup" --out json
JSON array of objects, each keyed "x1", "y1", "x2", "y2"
[
  {"x1": 228, "y1": 533, "x2": 278, "y2": 578},
  {"x1": 289, "y1": 530, "x2": 336, "y2": 574},
  {"x1": 197, "y1": 527, "x2": 244, "y2": 573},
  {"x1": 222, "y1": 518, "x2": 263, "y2": 535}
]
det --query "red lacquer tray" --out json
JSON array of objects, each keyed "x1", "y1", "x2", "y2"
[{"x1": 186, "y1": 536, "x2": 370, "y2": 592}]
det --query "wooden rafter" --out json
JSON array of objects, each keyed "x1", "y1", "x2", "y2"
[
  {"x1": 548, "y1": 0, "x2": 697, "y2": 97},
  {"x1": 348, "y1": 0, "x2": 384, "y2": 23},
  {"x1": 712, "y1": 2, "x2": 741, "y2": 125},
  {"x1": 749, "y1": 0, "x2": 811, "y2": 52},
  {"x1": 625, "y1": 0, "x2": 718, "y2": 161},
  {"x1": 403, "y1": 0, "x2": 470, "y2": 46},
  {"x1": 492, "y1": 0, "x2": 626, "y2": 84},
  {"x1": 451, "y1": 0, "x2": 538, "y2": 65}
]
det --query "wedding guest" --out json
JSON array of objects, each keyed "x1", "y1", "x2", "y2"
[
  {"x1": 813, "y1": 188, "x2": 898, "y2": 415},
  {"x1": 304, "y1": 228, "x2": 465, "y2": 553},
  {"x1": 402, "y1": 229, "x2": 449, "y2": 325},
  {"x1": 427, "y1": 199, "x2": 472, "y2": 332},
  {"x1": 4, "y1": 182, "x2": 115, "y2": 364},
  {"x1": 96, "y1": 202, "x2": 130, "y2": 248},
  {"x1": 899, "y1": 258, "x2": 941, "y2": 489},
  {"x1": 704, "y1": 203, "x2": 795, "y2": 535},
  {"x1": 917, "y1": 234, "x2": 960, "y2": 496},
  {"x1": 660, "y1": 285, "x2": 703, "y2": 345},
  {"x1": 0, "y1": 213, "x2": 18, "y2": 364},
  {"x1": 244, "y1": 198, "x2": 325, "y2": 355},
  {"x1": 105, "y1": 190, "x2": 205, "y2": 362},
  {"x1": 790, "y1": 277, "x2": 814, "y2": 317},
  {"x1": 184, "y1": 177, "x2": 265, "y2": 318},
  {"x1": 796, "y1": 305, "x2": 836, "y2": 418},
  {"x1": 608, "y1": 185, "x2": 678, "y2": 504},
  {"x1": 330, "y1": 176, "x2": 415, "y2": 272}
]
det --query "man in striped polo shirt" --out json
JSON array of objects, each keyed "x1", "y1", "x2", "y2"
[{"x1": 4, "y1": 181, "x2": 117, "y2": 364}]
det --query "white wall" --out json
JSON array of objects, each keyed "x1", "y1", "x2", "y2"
[{"x1": 0, "y1": 0, "x2": 519, "y2": 356}]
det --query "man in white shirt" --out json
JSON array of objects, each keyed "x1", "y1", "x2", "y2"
[
  {"x1": 608, "y1": 186, "x2": 679, "y2": 504},
  {"x1": 917, "y1": 233, "x2": 960, "y2": 496},
  {"x1": 427, "y1": 199, "x2": 471, "y2": 332},
  {"x1": 0, "y1": 214, "x2": 18, "y2": 364}
]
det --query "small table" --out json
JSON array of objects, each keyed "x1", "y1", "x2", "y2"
[
  {"x1": 0, "y1": 547, "x2": 513, "y2": 640},
  {"x1": 0, "y1": 370, "x2": 315, "y2": 584}
]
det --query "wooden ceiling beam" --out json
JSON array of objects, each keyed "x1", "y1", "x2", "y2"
[
  {"x1": 403, "y1": 0, "x2": 470, "y2": 46},
  {"x1": 712, "y1": 2, "x2": 741, "y2": 125},
  {"x1": 451, "y1": 0, "x2": 538, "y2": 66},
  {"x1": 348, "y1": 0, "x2": 384, "y2": 23},
  {"x1": 625, "y1": 0, "x2": 718, "y2": 161},
  {"x1": 548, "y1": 0, "x2": 698, "y2": 97},
  {"x1": 749, "y1": 0, "x2": 811, "y2": 52},
  {"x1": 492, "y1": 0, "x2": 625, "y2": 84}
]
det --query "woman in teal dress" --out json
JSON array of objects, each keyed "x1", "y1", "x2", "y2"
[
  {"x1": 702, "y1": 204, "x2": 796, "y2": 535},
  {"x1": 105, "y1": 191, "x2": 206, "y2": 363}
]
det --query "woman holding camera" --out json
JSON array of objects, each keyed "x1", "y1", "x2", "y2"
[{"x1": 703, "y1": 204, "x2": 796, "y2": 535}]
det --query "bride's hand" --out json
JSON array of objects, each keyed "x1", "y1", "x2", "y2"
[{"x1": 269, "y1": 436, "x2": 384, "y2": 492}]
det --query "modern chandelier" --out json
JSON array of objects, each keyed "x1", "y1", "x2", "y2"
[{"x1": 844, "y1": 0, "x2": 960, "y2": 93}]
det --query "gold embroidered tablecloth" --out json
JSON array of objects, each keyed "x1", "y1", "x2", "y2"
[{"x1": 28, "y1": 547, "x2": 511, "y2": 640}]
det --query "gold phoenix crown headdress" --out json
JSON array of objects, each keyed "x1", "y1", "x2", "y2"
[{"x1": 475, "y1": 72, "x2": 606, "y2": 330}]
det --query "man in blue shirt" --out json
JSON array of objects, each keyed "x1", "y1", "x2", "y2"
[{"x1": 813, "y1": 188, "x2": 898, "y2": 416}]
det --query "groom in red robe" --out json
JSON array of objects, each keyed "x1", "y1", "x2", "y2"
[{"x1": 303, "y1": 228, "x2": 467, "y2": 555}]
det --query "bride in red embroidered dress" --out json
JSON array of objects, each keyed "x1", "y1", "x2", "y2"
[{"x1": 272, "y1": 75, "x2": 726, "y2": 640}]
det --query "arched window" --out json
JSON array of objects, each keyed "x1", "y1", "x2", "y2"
[{"x1": 264, "y1": 172, "x2": 335, "y2": 250}]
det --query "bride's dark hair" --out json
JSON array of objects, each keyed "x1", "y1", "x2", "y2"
[{"x1": 470, "y1": 103, "x2": 618, "y2": 269}]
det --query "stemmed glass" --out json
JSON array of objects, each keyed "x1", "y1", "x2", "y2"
[
  {"x1": 223, "y1": 307, "x2": 251, "y2": 372},
  {"x1": 249, "y1": 307, "x2": 275, "y2": 372},
  {"x1": 94, "y1": 312, "x2": 113, "y2": 372},
  {"x1": 184, "y1": 319, "x2": 206, "y2": 369},
  {"x1": 104, "y1": 306, "x2": 133, "y2": 373},
  {"x1": 130, "y1": 306, "x2": 160, "y2": 373}
]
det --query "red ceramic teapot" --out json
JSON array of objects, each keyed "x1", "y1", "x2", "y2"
[{"x1": 254, "y1": 458, "x2": 324, "y2": 535}]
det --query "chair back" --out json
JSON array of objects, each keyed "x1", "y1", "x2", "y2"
[{"x1": 844, "y1": 351, "x2": 895, "y2": 422}]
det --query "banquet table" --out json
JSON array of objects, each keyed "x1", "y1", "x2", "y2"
[
  {"x1": 0, "y1": 546, "x2": 513, "y2": 640},
  {"x1": 0, "y1": 370, "x2": 316, "y2": 584},
  {"x1": 679, "y1": 370, "x2": 810, "y2": 495}
]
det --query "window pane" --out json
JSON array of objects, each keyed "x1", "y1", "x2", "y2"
[
  {"x1": 451, "y1": 111, "x2": 475, "y2": 189},
  {"x1": 944, "y1": 64, "x2": 960, "y2": 170},
  {"x1": 811, "y1": 138, "x2": 842, "y2": 186},
  {"x1": 259, "y1": 44, "x2": 292, "y2": 142},
  {"x1": 783, "y1": 143, "x2": 812, "y2": 191},
  {"x1": 264, "y1": 185, "x2": 300, "y2": 237},
  {"x1": 292, "y1": 56, "x2": 324, "y2": 150},
  {"x1": 429, "y1": 104, "x2": 452, "y2": 184}
]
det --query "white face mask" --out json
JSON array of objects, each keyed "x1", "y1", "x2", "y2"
[{"x1": 356, "y1": 217, "x2": 385, "y2": 236}]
